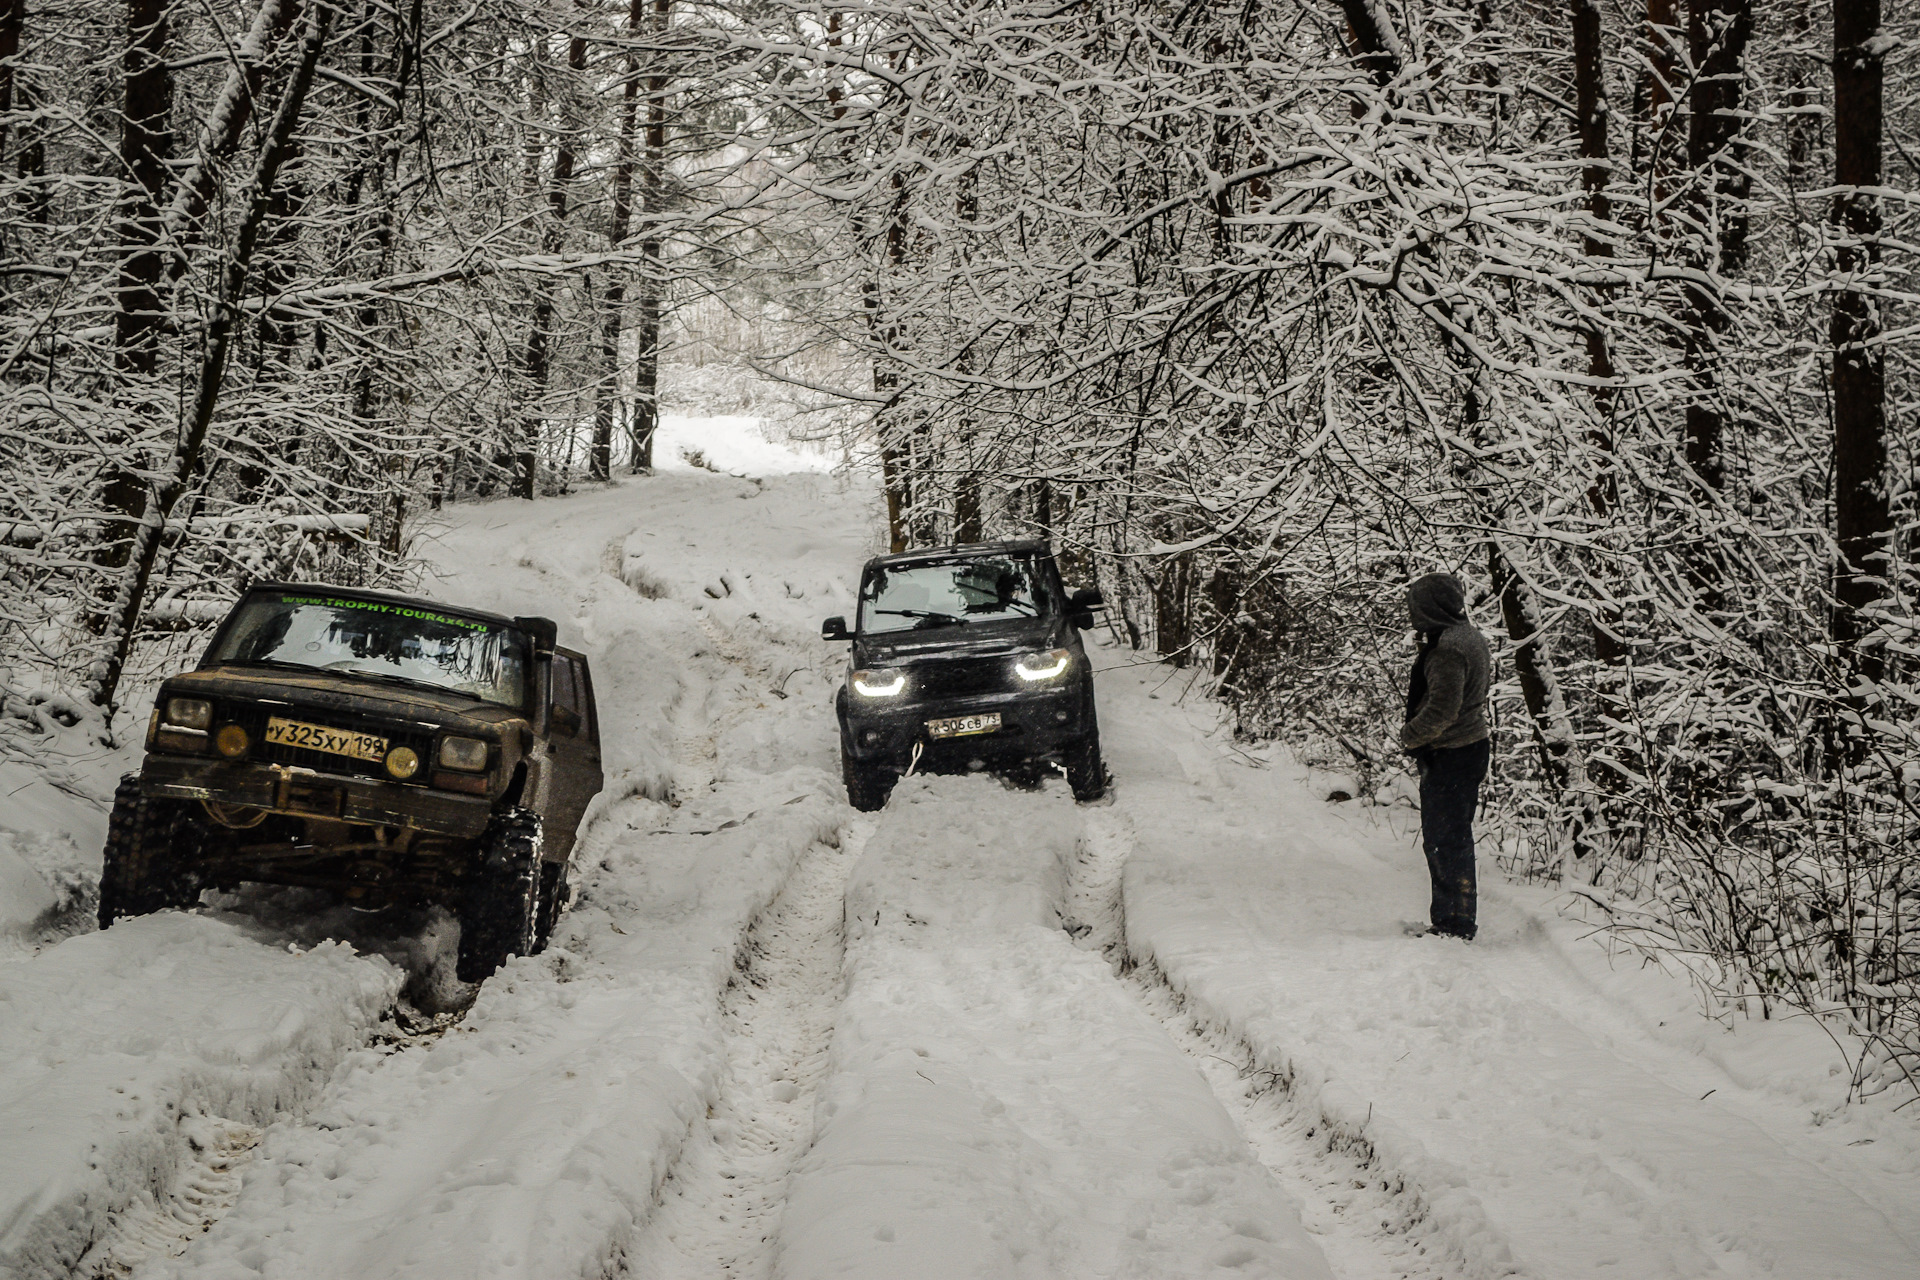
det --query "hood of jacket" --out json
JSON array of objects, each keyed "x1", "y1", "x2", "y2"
[{"x1": 1407, "y1": 573, "x2": 1469, "y2": 633}]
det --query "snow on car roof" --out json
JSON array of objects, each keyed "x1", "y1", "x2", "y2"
[{"x1": 868, "y1": 539, "x2": 1053, "y2": 569}]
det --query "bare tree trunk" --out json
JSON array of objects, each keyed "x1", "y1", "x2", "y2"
[
  {"x1": 1830, "y1": 0, "x2": 1890, "y2": 732},
  {"x1": 346, "y1": 0, "x2": 421, "y2": 550},
  {"x1": 519, "y1": 32, "x2": 590, "y2": 498},
  {"x1": 0, "y1": 0, "x2": 21, "y2": 165},
  {"x1": 953, "y1": 477, "x2": 982, "y2": 543},
  {"x1": 1566, "y1": 0, "x2": 1628, "y2": 687},
  {"x1": 100, "y1": 0, "x2": 175, "y2": 574},
  {"x1": 1637, "y1": 0, "x2": 1682, "y2": 210},
  {"x1": 1677, "y1": 0, "x2": 1751, "y2": 610},
  {"x1": 1153, "y1": 551, "x2": 1194, "y2": 667},
  {"x1": 1570, "y1": 0, "x2": 1625, "y2": 668},
  {"x1": 626, "y1": 0, "x2": 671, "y2": 475},
  {"x1": 1336, "y1": 0, "x2": 1398, "y2": 88},
  {"x1": 90, "y1": 5, "x2": 334, "y2": 711},
  {"x1": 164, "y1": 0, "x2": 303, "y2": 264},
  {"x1": 592, "y1": 0, "x2": 648, "y2": 482}
]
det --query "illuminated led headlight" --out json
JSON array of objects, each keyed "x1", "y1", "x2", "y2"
[
  {"x1": 851, "y1": 669, "x2": 906, "y2": 698},
  {"x1": 165, "y1": 697, "x2": 212, "y2": 729},
  {"x1": 1014, "y1": 649, "x2": 1072, "y2": 682},
  {"x1": 438, "y1": 735, "x2": 490, "y2": 771}
]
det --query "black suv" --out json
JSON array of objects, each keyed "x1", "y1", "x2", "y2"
[
  {"x1": 824, "y1": 540, "x2": 1106, "y2": 810},
  {"x1": 100, "y1": 583, "x2": 604, "y2": 981}
]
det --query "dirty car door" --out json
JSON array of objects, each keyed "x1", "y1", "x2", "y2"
[{"x1": 543, "y1": 649, "x2": 604, "y2": 859}]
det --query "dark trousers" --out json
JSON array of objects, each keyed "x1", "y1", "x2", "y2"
[{"x1": 1418, "y1": 737, "x2": 1490, "y2": 938}]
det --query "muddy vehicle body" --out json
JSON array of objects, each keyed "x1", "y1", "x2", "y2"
[
  {"x1": 824, "y1": 540, "x2": 1106, "y2": 810},
  {"x1": 102, "y1": 583, "x2": 604, "y2": 980}
]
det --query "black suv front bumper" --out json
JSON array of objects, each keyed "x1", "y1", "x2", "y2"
[
  {"x1": 141, "y1": 753, "x2": 492, "y2": 837},
  {"x1": 839, "y1": 681, "x2": 1094, "y2": 776}
]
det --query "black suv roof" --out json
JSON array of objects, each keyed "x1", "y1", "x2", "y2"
[{"x1": 868, "y1": 539, "x2": 1053, "y2": 569}]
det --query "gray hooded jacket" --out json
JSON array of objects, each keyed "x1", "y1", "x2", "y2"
[{"x1": 1399, "y1": 574, "x2": 1491, "y2": 752}]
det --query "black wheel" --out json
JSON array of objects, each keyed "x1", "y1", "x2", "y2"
[
  {"x1": 98, "y1": 774, "x2": 203, "y2": 928},
  {"x1": 534, "y1": 861, "x2": 569, "y2": 951},
  {"x1": 842, "y1": 743, "x2": 893, "y2": 813},
  {"x1": 457, "y1": 809, "x2": 544, "y2": 982},
  {"x1": 1065, "y1": 733, "x2": 1107, "y2": 802}
]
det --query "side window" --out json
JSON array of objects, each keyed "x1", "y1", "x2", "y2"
[
  {"x1": 550, "y1": 653, "x2": 595, "y2": 743},
  {"x1": 573, "y1": 660, "x2": 597, "y2": 745},
  {"x1": 551, "y1": 656, "x2": 580, "y2": 718}
]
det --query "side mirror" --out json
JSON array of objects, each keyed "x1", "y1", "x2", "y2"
[
  {"x1": 551, "y1": 705, "x2": 582, "y2": 737},
  {"x1": 1068, "y1": 588, "x2": 1105, "y2": 610},
  {"x1": 515, "y1": 615, "x2": 559, "y2": 656},
  {"x1": 821, "y1": 616, "x2": 850, "y2": 641}
]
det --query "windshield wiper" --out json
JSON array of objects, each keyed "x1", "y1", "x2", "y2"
[
  {"x1": 871, "y1": 608, "x2": 967, "y2": 629},
  {"x1": 221, "y1": 657, "x2": 324, "y2": 673}
]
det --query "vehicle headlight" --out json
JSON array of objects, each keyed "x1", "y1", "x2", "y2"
[
  {"x1": 385, "y1": 746, "x2": 421, "y2": 780},
  {"x1": 438, "y1": 736, "x2": 490, "y2": 771},
  {"x1": 165, "y1": 697, "x2": 212, "y2": 729},
  {"x1": 214, "y1": 724, "x2": 250, "y2": 758},
  {"x1": 851, "y1": 669, "x2": 906, "y2": 698},
  {"x1": 1014, "y1": 649, "x2": 1072, "y2": 683}
]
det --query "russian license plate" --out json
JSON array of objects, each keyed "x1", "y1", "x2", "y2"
[
  {"x1": 927, "y1": 712, "x2": 1001, "y2": 739},
  {"x1": 265, "y1": 716, "x2": 387, "y2": 761}
]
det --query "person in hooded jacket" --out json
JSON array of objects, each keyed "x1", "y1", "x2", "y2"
[{"x1": 1399, "y1": 573, "x2": 1492, "y2": 940}]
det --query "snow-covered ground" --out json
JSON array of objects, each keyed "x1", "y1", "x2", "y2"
[{"x1": 3, "y1": 441, "x2": 1918, "y2": 1279}]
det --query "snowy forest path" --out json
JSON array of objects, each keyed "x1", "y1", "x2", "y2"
[
  {"x1": 8, "y1": 470, "x2": 1920, "y2": 1280},
  {"x1": 1093, "y1": 657, "x2": 1920, "y2": 1280},
  {"x1": 621, "y1": 821, "x2": 871, "y2": 1279}
]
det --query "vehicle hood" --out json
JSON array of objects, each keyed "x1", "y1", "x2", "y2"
[
  {"x1": 164, "y1": 665, "x2": 528, "y2": 734},
  {"x1": 855, "y1": 615, "x2": 1064, "y2": 666}
]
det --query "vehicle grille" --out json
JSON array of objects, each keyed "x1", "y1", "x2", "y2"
[
  {"x1": 221, "y1": 704, "x2": 436, "y2": 784},
  {"x1": 913, "y1": 656, "x2": 1016, "y2": 698}
]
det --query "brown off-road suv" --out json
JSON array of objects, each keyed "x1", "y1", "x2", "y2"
[{"x1": 100, "y1": 582, "x2": 604, "y2": 981}]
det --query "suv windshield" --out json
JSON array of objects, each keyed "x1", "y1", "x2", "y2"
[
  {"x1": 209, "y1": 591, "x2": 530, "y2": 707},
  {"x1": 859, "y1": 555, "x2": 1051, "y2": 635}
]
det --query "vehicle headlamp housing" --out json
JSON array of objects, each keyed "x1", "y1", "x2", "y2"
[
  {"x1": 1013, "y1": 649, "x2": 1072, "y2": 683},
  {"x1": 851, "y1": 669, "x2": 906, "y2": 698},
  {"x1": 164, "y1": 697, "x2": 213, "y2": 730},
  {"x1": 438, "y1": 735, "x2": 490, "y2": 771}
]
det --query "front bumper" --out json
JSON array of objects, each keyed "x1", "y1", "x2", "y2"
[
  {"x1": 840, "y1": 684, "x2": 1093, "y2": 775},
  {"x1": 139, "y1": 753, "x2": 492, "y2": 838}
]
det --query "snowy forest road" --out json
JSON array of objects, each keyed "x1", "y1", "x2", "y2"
[{"x1": 4, "y1": 469, "x2": 1919, "y2": 1280}]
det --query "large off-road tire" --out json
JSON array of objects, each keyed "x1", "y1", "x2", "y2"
[
  {"x1": 1065, "y1": 732, "x2": 1108, "y2": 802},
  {"x1": 98, "y1": 774, "x2": 203, "y2": 928},
  {"x1": 534, "y1": 861, "x2": 570, "y2": 951},
  {"x1": 842, "y1": 743, "x2": 893, "y2": 813},
  {"x1": 456, "y1": 809, "x2": 544, "y2": 983}
]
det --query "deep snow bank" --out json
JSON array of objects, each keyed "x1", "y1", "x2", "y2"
[
  {"x1": 774, "y1": 776, "x2": 1334, "y2": 1280},
  {"x1": 0, "y1": 914, "x2": 400, "y2": 1278},
  {"x1": 141, "y1": 790, "x2": 845, "y2": 1280}
]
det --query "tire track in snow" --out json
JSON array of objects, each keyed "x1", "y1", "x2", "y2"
[
  {"x1": 624, "y1": 819, "x2": 869, "y2": 1280},
  {"x1": 1065, "y1": 807, "x2": 1517, "y2": 1280},
  {"x1": 75, "y1": 1113, "x2": 259, "y2": 1278}
]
